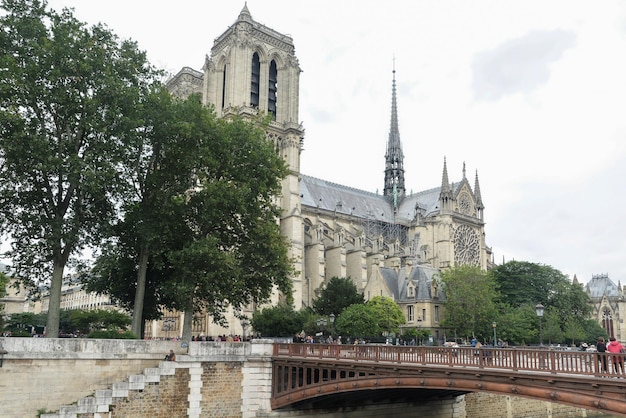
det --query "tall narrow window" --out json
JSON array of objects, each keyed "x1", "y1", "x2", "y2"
[
  {"x1": 407, "y1": 305, "x2": 414, "y2": 322},
  {"x1": 221, "y1": 64, "x2": 227, "y2": 110},
  {"x1": 434, "y1": 305, "x2": 440, "y2": 322},
  {"x1": 250, "y1": 53, "x2": 260, "y2": 108},
  {"x1": 268, "y1": 60, "x2": 277, "y2": 120}
]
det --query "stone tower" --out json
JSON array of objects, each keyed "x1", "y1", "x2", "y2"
[{"x1": 201, "y1": 4, "x2": 306, "y2": 307}]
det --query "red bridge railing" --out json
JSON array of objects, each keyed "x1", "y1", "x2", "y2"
[{"x1": 273, "y1": 343, "x2": 626, "y2": 377}]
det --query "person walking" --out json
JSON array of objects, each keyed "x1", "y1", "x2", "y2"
[
  {"x1": 597, "y1": 337, "x2": 608, "y2": 374},
  {"x1": 606, "y1": 337, "x2": 624, "y2": 374}
]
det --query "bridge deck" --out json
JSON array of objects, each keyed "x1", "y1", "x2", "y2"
[{"x1": 271, "y1": 343, "x2": 626, "y2": 416}]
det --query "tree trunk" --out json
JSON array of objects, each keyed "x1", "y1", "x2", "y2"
[
  {"x1": 182, "y1": 297, "x2": 194, "y2": 343},
  {"x1": 131, "y1": 246, "x2": 149, "y2": 337},
  {"x1": 45, "y1": 258, "x2": 65, "y2": 338}
]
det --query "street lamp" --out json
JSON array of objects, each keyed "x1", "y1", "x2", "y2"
[
  {"x1": 417, "y1": 317, "x2": 422, "y2": 345},
  {"x1": 535, "y1": 303, "x2": 544, "y2": 346},
  {"x1": 492, "y1": 321, "x2": 497, "y2": 347},
  {"x1": 316, "y1": 317, "x2": 327, "y2": 341},
  {"x1": 240, "y1": 319, "x2": 249, "y2": 341}
]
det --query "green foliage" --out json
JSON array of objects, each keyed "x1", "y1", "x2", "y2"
[
  {"x1": 365, "y1": 296, "x2": 405, "y2": 335},
  {"x1": 89, "y1": 93, "x2": 293, "y2": 339},
  {"x1": 542, "y1": 309, "x2": 564, "y2": 345},
  {"x1": 492, "y1": 261, "x2": 593, "y2": 346},
  {"x1": 334, "y1": 304, "x2": 382, "y2": 338},
  {"x1": 2, "y1": 309, "x2": 131, "y2": 336},
  {"x1": 0, "y1": 271, "x2": 8, "y2": 299},
  {"x1": 69, "y1": 309, "x2": 131, "y2": 334},
  {"x1": 87, "y1": 329, "x2": 137, "y2": 339},
  {"x1": 251, "y1": 303, "x2": 309, "y2": 338},
  {"x1": 3, "y1": 312, "x2": 46, "y2": 336},
  {"x1": 440, "y1": 266, "x2": 498, "y2": 341},
  {"x1": 0, "y1": 0, "x2": 159, "y2": 337},
  {"x1": 564, "y1": 317, "x2": 586, "y2": 345},
  {"x1": 313, "y1": 277, "x2": 365, "y2": 316},
  {"x1": 495, "y1": 304, "x2": 537, "y2": 346},
  {"x1": 581, "y1": 319, "x2": 608, "y2": 343}
]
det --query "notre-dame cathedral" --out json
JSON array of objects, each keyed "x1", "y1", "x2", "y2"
[{"x1": 163, "y1": 4, "x2": 494, "y2": 342}]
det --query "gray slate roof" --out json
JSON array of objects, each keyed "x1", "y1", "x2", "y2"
[
  {"x1": 300, "y1": 175, "x2": 461, "y2": 224},
  {"x1": 585, "y1": 274, "x2": 619, "y2": 299},
  {"x1": 380, "y1": 264, "x2": 443, "y2": 301}
]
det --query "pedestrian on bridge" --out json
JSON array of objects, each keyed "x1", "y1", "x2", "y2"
[
  {"x1": 597, "y1": 337, "x2": 607, "y2": 373},
  {"x1": 607, "y1": 337, "x2": 624, "y2": 374}
]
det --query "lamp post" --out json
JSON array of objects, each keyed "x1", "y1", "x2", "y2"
[
  {"x1": 329, "y1": 313, "x2": 335, "y2": 338},
  {"x1": 417, "y1": 317, "x2": 422, "y2": 346},
  {"x1": 492, "y1": 321, "x2": 497, "y2": 347},
  {"x1": 240, "y1": 319, "x2": 249, "y2": 341},
  {"x1": 535, "y1": 303, "x2": 544, "y2": 346},
  {"x1": 316, "y1": 317, "x2": 327, "y2": 342}
]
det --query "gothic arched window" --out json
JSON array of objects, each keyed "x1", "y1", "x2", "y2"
[
  {"x1": 250, "y1": 53, "x2": 260, "y2": 108},
  {"x1": 602, "y1": 308, "x2": 614, "y2": 338},
  {"x1": 268, "y1": 60, "x2": 277, "y2": 120},
  {"x1": 221, "y1": 64, "x2": 227, "y2": 110}
]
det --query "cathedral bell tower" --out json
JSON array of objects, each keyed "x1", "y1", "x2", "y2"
[{"x1": 203, "y1": 5, "x2": 306, "y2": 307}]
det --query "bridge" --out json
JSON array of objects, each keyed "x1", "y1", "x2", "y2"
[{"x1": 272, "y1": 343, "x2": 626, "y2": 417}]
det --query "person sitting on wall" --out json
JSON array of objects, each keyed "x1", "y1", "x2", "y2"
[{"x1": 164, "y1": 349, "x2": 176, "y2": 361}]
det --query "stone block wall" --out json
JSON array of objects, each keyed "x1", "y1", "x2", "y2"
[
  {"x1": 464, "y1": 392, "x2": 608, "y2": 418},
  {"x1": 200, "y1": 362, "x2": 244, "y2": 417},
  {"x1": 107, "y1": 367, "x2": 191, "y2": 418}
]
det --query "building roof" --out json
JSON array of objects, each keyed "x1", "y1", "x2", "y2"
[
  {"x1": 380, "y1": 264, "x2": 443, "y2": 301},
  {"x1": 585, "y1": 273, "x2": 619, "y2": 299},
  {"x1": 300, "y1": 174, "x2": 462, "y2": 224}
]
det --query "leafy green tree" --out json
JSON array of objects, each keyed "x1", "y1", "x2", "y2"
[
  {"x1": 90, "y1": 96, "x2": 293, "y2": 341},
  {"x1": 4, "y1": 312, "x2": 46, "y2": 336},
  {"x1": 564, "y1": 317, "x2": 586, "y2": 346},
  {"x1": 492, "y1": 305, "x2": 534, "y2": 346},
  {"x1": 542, "y1": 309, "x2": 564, "y2": 345},
  {"x1": 366, "y1": 296, "x2": 405, "y2": 336},
  {"x1": 440, "y1": 265, "x2": 498, "y2": 341},
  {"x1": 492, "y1": 261, "x2": 592, "y2": 345},
  {"x1": 69, "y1": 309, "x2": 131, "y2": 335},
  {"x1": 163, "y1": 112, "x2": 294, "y2": 341},
  {"x1": 313, "y1": 277, "x2": 365, "y2": 316},
  {"x1": 0, "y1": 0, "x2": 158, "y2": 337},
  {"x1": 334, "y1": 304, "x2": 381, "y2": 338},
  {"x1": 251, "y1": 303, "x2": 309, "y2": 338},
  {"x1": 581, "y1": 319, "x2": 608, "y2": 344},
  {"x1": 88, "y1": 89, "x2": 208, "y2": 336},
  {"x1": 0, "y1": 271, "x2": 8, "y2": 325}
]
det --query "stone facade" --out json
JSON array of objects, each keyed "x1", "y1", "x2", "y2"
[
  {"x1": 163, "y1": 5, "x2": 494, "y2": 342},
  {"x1": 585, "y1": 273, "x2": 625, "y2": 342}
]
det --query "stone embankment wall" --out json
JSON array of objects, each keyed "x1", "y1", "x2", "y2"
[
  {"x1": 0, "y1": 337, "x2": 265, "y2": 418},
  {"x1": 0, "y1": 338, "x2": 612, "y2": 418}
]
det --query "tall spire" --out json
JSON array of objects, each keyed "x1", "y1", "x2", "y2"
[
  {"x1": 474, "y1": 170, "x2": 484, "y2": 221},
  {"x1": 439, "y1": 157, "x2": 453, "y2": 211},
  {"x1": 383, "y1": 62, "x2": 406, "y2": 206}
]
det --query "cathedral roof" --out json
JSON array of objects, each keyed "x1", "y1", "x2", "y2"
[
  {"x1": 379, "y1": 264, "x2": 443, "y2": 301},
  {"x1": 300, "y1": 175, "x2": 394, "y2": 223},
  {"x1": 585, "y1": 273, "x2": 619, "y2": 299},
  {"x1": 300, "y1": 175, "x2": 462, "y2": 224}
]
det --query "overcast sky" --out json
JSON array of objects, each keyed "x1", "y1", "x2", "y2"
[{"x1": 43, "y1": 0, "x2": 626, "y2": 285}]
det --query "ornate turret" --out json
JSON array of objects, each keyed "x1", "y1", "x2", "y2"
[
  {"x1": 383, "y1": 66, "x2": 406, "y2": 209},
  {"x1": 474, "y1": 170, "x2": 484, "y2": 220},
  {"x1": 439, "y1": 157, "x2": 453, "y2": 211}
]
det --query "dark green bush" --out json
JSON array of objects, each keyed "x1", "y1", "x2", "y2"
[{"x1": 87, "y1": 329, "x2": 137, "y2": 339}]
